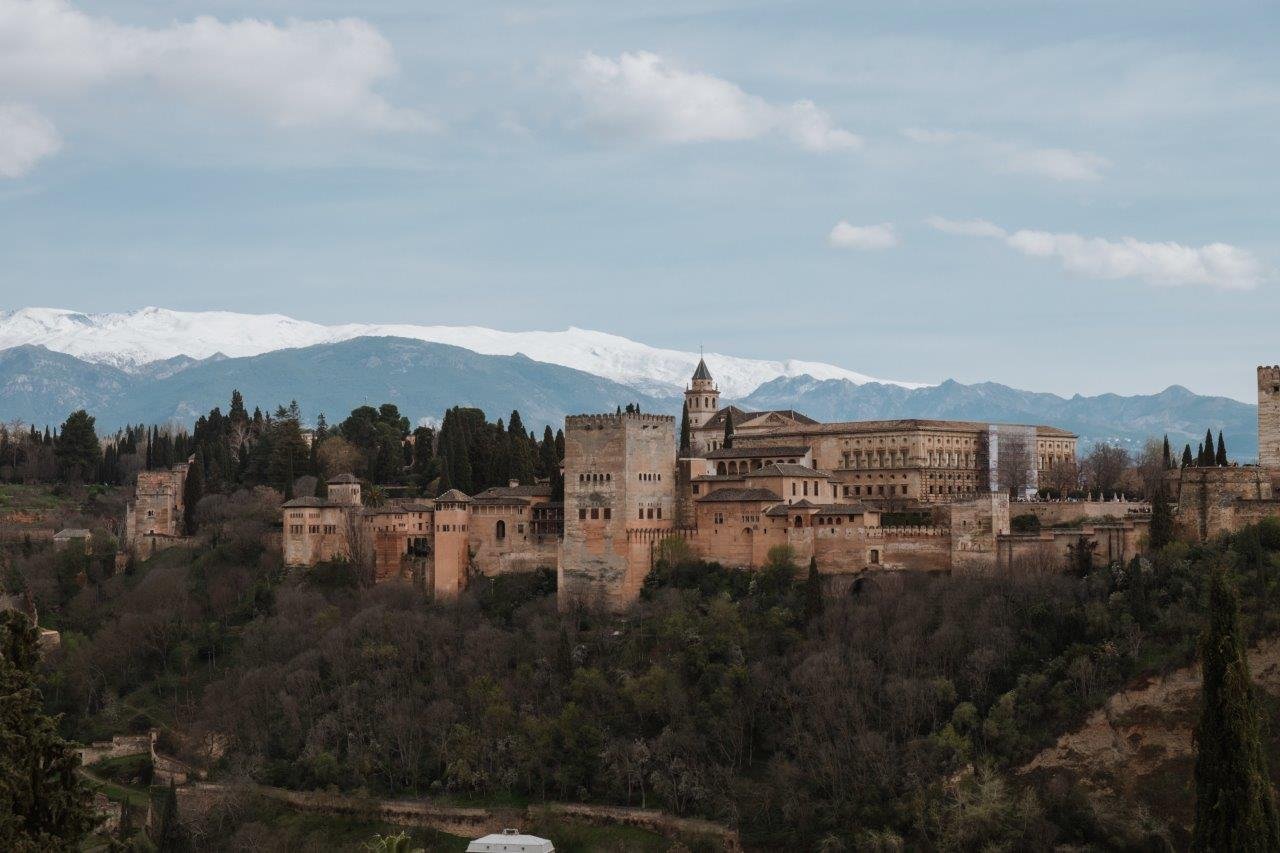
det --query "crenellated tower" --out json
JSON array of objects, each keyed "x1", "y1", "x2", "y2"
[
  {"x1": 1261, "y1": 365, "x2": 1280, "y2": 468},
  {"x1": 684, "y1": 358, "x2": 720, "y2": 431}
]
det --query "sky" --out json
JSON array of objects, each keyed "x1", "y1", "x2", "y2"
[{"x1": 0, "y1": 0, "x2": 1276, "y2": 402}]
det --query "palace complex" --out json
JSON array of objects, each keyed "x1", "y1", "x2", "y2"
[{"x1": 270, "y1": 362, "x2": 1280, "y2": 610}]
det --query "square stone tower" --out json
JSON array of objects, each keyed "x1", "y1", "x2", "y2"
[
  {"x1": 559, "y1": 412, "x2": 676, "y2": 611},
  {"x1": 1261, "y1": 365, "x2": 1280, "y2": 468}
]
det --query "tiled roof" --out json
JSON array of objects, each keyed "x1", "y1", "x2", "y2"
[
  {"x1": 697, "y1": 487, "x2": 782, "y2": 503},
  {"x1": 435, "y1": 488, "x2": 472, "y2": 503},
  {"x1": 701, "y1": 406, "x2": 819, "y2": 430},
  {"x1": 705, "y1": 444, "x2": 811, "y2": 459},
  {"x1": 472, "y1": 495, "x2": 531, "y2": 506},
  {"x1": 281, "y1": 496, "x2": 331, "y2": 508},
  {"x1": 471, "y1": 483, "x2": 551, "y2": 499},
  {"x1": 748, "y1": 463, "x2": 829, "y2": 478},
  {"x1": 326, "y1": 473, "x2": 359, "y2": 484},
  {"x1": 692, "y1": 358, "x2": 713, "y2": 381},
  {"x1": 752, "y1": 418, "x2": 1076, "y2": 438}
]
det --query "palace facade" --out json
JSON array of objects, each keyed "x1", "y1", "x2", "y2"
[{"x1": 279, "y1": 359, "x2": 1103, "y2": 611}]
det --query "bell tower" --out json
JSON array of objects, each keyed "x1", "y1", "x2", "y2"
[{"x1": 685, "y1": 357, "x2": 720, "y2": 431}]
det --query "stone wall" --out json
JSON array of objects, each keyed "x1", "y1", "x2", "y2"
[
  {"x1": 1011, "y1": 499, "x2": 1149, "y2": 528},
  {"x1": 1171, "y1": 466, "x2": 1274, "y2": 542},
  {"x1": 78, "y1": 732, "x2": 154, "y2": 766},
  {"x1": 995, "y1": 518, "x2": 1150, "y2": 573}
]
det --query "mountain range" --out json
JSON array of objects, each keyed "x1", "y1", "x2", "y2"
[{"x1": 0, "y1": 307, "x2": 1259, "y2": 459}]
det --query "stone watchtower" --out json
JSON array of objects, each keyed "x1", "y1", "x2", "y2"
[
  {"x1": 1261, "y1": 365, "x2": 1280, "y2": 468},
  {"x1": 559, "y1": 412, "x2": 676, "y2": 611},
  {"x1": 685, "y1": 358, "x2": 720, "y2": 431},
  {"x1": 433, "y1": 490, "x2": 472, "y2": 602}
]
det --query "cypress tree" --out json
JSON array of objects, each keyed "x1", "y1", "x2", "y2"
[
  {"x1": 538, "y1": 426, "x2": 558, "y2": 480},
  {"x1": 1192, "y1": 564, "x2": 1280, "y2": 850},
  {"x1": 1197, "y1": 443, "x2": 1206, "y2": 467},
  {"x1": 803, "y1": 556, "x2": 824, "y2": 627},
  {"x1": 0, "y1": 611, "x2": 97, "y2": 848},
  {"x1": 1162, "y1": 435, "x2": 1172, "y2": 469},
  {"x1": 151, "y1": 778, "x2": 191, "y2": 852},
  {"x1": 1149, "y1": 479, "x2": 1174, "y2": 551},
  {"x1": 1183, "y1": 444, "x2": 1194, "y2": 469},
  {"x1": 1216, "y1": 431, "x2": 1228, "y2": 467},
  {"x1": 722, "y1": 409, "x2": 735, "y2": 450},
  {"x1": 1204, "y1": 429, "x2": 1216, "y2": 465},
  {"x1": 679, "y1": 404, "x2": 691, "y2": 455},
  {"x1": 182, "y1": 449, "x2": 204, "y2": 535}
]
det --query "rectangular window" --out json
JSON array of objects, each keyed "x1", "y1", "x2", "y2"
[
  {"x1": 578, "y1": 508, "x2": 587, "y2": 520},
  {"x1": 692, "y1": 484, "x2": 699, "y2": 494},
  {"x1": 646, "y1": 508, "x2": 654, "y2": 519},
  {"x1": 603, "y1": 508, "x2": 611, "y2": 520},
  {"x1": 639, "y1": 508, "x2": 645, "y2": 519},
  {"x1": 656, "y1": 507, "x2": 662, "y2": 519},
  {"x1": 590, "y1": 508, "x2": 599, "y2": 520}
]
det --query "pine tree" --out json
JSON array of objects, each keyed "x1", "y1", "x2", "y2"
[
  {"x1": 679, "y1": 404, "x2": 691, "y2": 455},
  {"x1": 1183, "y1": 444, "x2": 1194, "y2": 468},
  {"x1": 722, "y1": 409, "x2": 735, "y2": 450},
  {"x1": 1192, "y1": 564, "x2": 1280, "y2": 851},
  {"x1": 0, "y1": 611, "x2": 97, "y2": 848},
  {"x1": 1216, "y1": 431, "x2": 1228, "y2": 467},
  {"x1": 182, "y1": 448, "x2": 204, "y2": 535}
]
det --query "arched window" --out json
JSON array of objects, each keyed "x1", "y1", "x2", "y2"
[
  {"x1": 495, "y1": 520, "x2": 506, "y2": 540},
  {"x1": 794, "y1": 515, "x2": 804, "y2": 528},
  {"x1": 717, "y1": 462, "x2": 727, "y2": 475}
]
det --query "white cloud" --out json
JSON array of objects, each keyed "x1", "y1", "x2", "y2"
[
  {"x1": 904, "y1": 127, "x2": 1108, "y2": 182},
  {"x1": 927, "y1": 216, "x2": 1266, "y2": 290},
  {"x1": 1004, "y1": 146, "x2": 1109, "y2": 183},
  {"x1": 828, "y1": 221, "x2": 899, "y2": 250},
  {"x1": 574, "y1": 51, "x2": 860, "y2": 151},
  {"x1": 923, "y1": 215, "x2": 1007, "y2": 238},
  {"x1": 0, "y1": 103, "x2": 61, "y2": 178},
  {"x1": 0, "y1": 0, "x2": 423, "y2": 132}
]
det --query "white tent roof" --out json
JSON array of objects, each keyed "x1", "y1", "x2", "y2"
[{"x1": 465, "y1": 830, "x2": 554, "y2": 853}]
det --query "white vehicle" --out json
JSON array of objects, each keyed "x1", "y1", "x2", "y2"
[{"x1": 465, "y1": 828, "x2": 555, "y2": 853}]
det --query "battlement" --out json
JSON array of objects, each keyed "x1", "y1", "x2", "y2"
[
  {"x1": 1260, "y1": 365, "x2": 1280, "y2": 388},
  {"x1": 566, "y1": 412, "x2": 676, "y2": 430}
]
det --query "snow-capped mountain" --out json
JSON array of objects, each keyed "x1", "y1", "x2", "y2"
[{"x1": 0, "y1": 307, "x2": 927, "y2": 398}]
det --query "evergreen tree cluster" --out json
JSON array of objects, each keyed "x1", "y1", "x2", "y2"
[
  {"x1": 436, "y1": 406, "x2": 564, "y2": 497},
  {"x1": 3, "y1": 391, "x2": 567, "y2": 505},
  {"x1": 1182, "y1": 429, "x2": 1231, "y2": 468}
]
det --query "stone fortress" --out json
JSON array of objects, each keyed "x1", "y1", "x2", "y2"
[
  {"x1": 270, "y1": 362, "x2": 1280, "y2": 611},
  {"x1": 123, "y1": 459, "x2": 191, "y2": 558}
]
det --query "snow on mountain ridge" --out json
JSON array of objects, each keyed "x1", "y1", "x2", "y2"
[{"x1": 0, "y1": 307, "x2": 929, "y2": 398}]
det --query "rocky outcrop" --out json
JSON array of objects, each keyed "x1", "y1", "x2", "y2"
[{"x1": 1020, "y1": 637, "x2": 1280, "y2": 839}]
